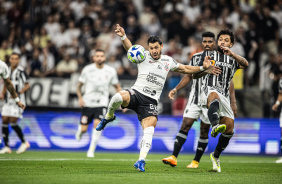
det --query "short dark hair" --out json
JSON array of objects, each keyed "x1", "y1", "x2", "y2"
[
  {"x1": 11, "y1": 52, "x2": 21, "y2": 58},
  {"x1": 202, "y1": 32, "x2": 215, "y2": 39},
  {"x1": 217, "y1": 29, "x2": 235, "y2": 44},
  {"x1": 147, "y1": 35, "x2": 162, "y2": 45},
  {"x1": 95, "y1": 49, "x2": 105, "y2": 53}
]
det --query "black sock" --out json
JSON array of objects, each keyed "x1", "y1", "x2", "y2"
[
  {"x1": 172, "y1": 130, "x2": 188, "y2": 158},
  {"x1": 194, "y1": 137, "x2": 208, "y2": 162},
  {"x1": 2, "y1": 124, "x2": 9, "y2": 147},
  {"x1": 214, "y1": 133, "x2": 233, "y2": 158},
  {"x1": 208, "y1": 99, "x2": 220, "y2": 127},
  {"x1": 11, "y1": 123, "x2": 25, "y2": 143}
]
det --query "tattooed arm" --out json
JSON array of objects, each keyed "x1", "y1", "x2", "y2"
[
  {"x1": 220, "y1": 46, "x2": 249, "y2": 69},
  {"x1": 3, "y1": 78, "x2": 25, "y2": 110}
]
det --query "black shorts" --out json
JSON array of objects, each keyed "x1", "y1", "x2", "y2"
[
  {"x1": 122, "y1": 89, "x2": 158, "y2": 122},
  {"x1": 80, "y1": 107, "x2": 107, "y2": 125}
]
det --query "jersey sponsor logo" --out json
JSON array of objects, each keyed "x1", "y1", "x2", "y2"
[
  {"x1": 211, "y1": 60, "x2": 216, "y2": 65},
  {"x1": 172, "y1": 59, "x2": 178, "y2": 65},
  {"x1": 81, "y1": 116, "x2": 88, "y2": 124},
  {"x1": 146, "y1": 73, "x2": 164, "y2": 87},
  {"x1": 143, "y1": 87, "x2": 156, "y2": 96},
  {"x1": 149, "y1": 60, "x2": 156, "y2": 63},
  {"x1": 215, "y1": 61, "x2": 232, "y2": 68},
  {"x1": 161, "y1": 59, "x2": 169, "y2": 61}
]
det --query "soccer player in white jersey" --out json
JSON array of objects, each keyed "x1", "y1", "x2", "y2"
[
  {"x1": 0, "y1": 53, "x2": 28, "y2": 154},
  {"x1": 76, "y1": 49, "x2": 121, "y2": 158},
  {"x1": 194, "y1": 29, "x2": 249, "y2": 172},
  {"x1": 162, "y1": 32, "x2": 237, "y2": 168},
  {"x1": 95, "y1": 24, "x2": 221, "y2": 172},
  {"x1": 272, "y1": 77, "x2": 282, "y2": 163}
]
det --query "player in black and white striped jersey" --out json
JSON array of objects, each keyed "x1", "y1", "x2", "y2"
[
  {"x1": 194, "y1": 29, "x2": 249, "y2": 172},
  {"x1": 162, "y1": 32, "x2": 237, "y2": 169},
  {"x1": 272, "y1": 77, "x2": 282, "y2": 163},
  {"x1": 0, "y1": 52, "x2": 30, "y2": 154}
]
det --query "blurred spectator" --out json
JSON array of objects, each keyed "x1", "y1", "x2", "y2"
[
  {"x1": 43, "y1": 15, "x2": 60, "y2": 40},
  {"x1": 184, "y1": 0, "x2": 201, "y2": 24},
  {"x1": 52, "y1": 24, "x2": 72, "y2": 48},
  {"x1": 33, "y1": 27, "x2": 51, "y2": 49},
  {"x1": 79, "y1": 7, "x2": 94, "y2": 27},
  {"x1": 20, "y1": 12, "x2": 35, "y2": 37},
  {"x1": 0, "y1": 7, "x2": 9, "y2": 43},
  {"x1": 29, "y1": 49, "x2": 42, "y2": 77},
  {"x1": 0, "y1": 40, "x2": 13, "y2": 61},
  {"x1": 39, "y1": 47, "x2": 55, "y2": 77},
  {"x1": 125, "y1": 15, "x2": 141, "y2": 43},
  {"x1": 107, "y1": 54, "x2": 124, "y2": 76},
  {"x1": 56, "y1": 53, "x2": 78, "y2": 78},
  {"x1": 69, "y1": 0, "x2": 87, "y2": 21}
]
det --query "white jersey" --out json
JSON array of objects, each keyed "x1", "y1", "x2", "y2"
[
  {"x1": 131, "y1": 51, "x2": 179, "y2": 102},
  {"x1": 79, "y1": 63, "x2": 119, "y2": 107},
  {"x1": 0, "y1": 60, "x2": 9, "y2": 80}
]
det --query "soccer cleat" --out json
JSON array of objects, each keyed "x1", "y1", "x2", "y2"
[
  {"x1": 75, "y1": 130, "x2": 82, "y2": 141},
  {"x1": 133, "y1": 159, "x2": 146, "y2": 172},
  {"x1": 187, "y1": 160, "x2": 199, "y2": 168},
  {"x1": 275, "y1": 157, "x2": 282, "y2": 163},
  {"x1": 162, "y1": 155, "x2": 177, "y2": 167},
  {"x1": 96, "y1": 115, "x2": 116, "y2": 131},
  {"x1": 0, "y1": 146, "x2": 12, "y2": 154},
  {"x1": 210, "y1": 152, "x2": 221, "y2": 172},
  {"x1": 211, "y1": 124, "x2": 226, "y2": 138},
  {"x1": 87, "y1": 150, "x2": 94, "y2": 158},
  {"x1": 16, "y1": 141, "x2": 30, "y2": 154}
]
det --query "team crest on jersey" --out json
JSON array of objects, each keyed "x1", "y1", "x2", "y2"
[
  {"x1": 164, "y1": 62, "x2": 169, "y2": 71},
  {"x1": 81, "y1": 116, "x2": 88, "y2": 124}
]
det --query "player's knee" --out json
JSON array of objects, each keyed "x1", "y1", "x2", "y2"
[
  {"x1": 200, "y1": 129, "x2": 209, "y2": 139},
  {"x1": 180, "y1": 118, "x2": 193, "y2": 132}
]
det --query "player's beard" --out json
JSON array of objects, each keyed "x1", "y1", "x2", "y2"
[
  {"x1": 151, "y1": 51, "x2": 162, "y2": 60},
  {"x1": 217, "y1": 46, "x2": 224, "y2": 54}
]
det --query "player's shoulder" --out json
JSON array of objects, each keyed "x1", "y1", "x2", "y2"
[
  {"x1": 17, "y1": 66, "x2": 25, "y2": 72},
  {"x1": 160, "y1": 54, "x2": 179, "y2": 65},
  {"x1": 192, "y1": 51, "x2": 204, "y2": 57},
  {"x1": 0, "y1": 60, "x2": 8, "y2": 67},
  {"x1": 103, "y1": 64, "x2": 116, "y2": 72},
  {"x1": 82, "y1": 63, "x2": 95, "y2": 71}
]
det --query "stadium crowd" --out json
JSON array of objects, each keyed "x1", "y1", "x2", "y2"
[{"x1": 0, "y1": 0, "x2": 281, "y2": 116}]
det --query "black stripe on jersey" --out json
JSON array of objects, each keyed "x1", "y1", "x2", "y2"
[
  {"x1": 202, "y1": 50, "x2": 239, "y2": 97},
  {"x1": 279, "y1": 78, "x2": 282, "y2": 93}
]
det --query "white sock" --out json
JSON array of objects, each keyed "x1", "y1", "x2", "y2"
[
  {"x1": 139, "y1": 126, "x2": 154, "y2": 161},
  {"x1": 105, "y1": 93, "x2": 123, "y2": 120},
  {"x1": 88, "y1": 129, "x2": 102, "y2": 152}
]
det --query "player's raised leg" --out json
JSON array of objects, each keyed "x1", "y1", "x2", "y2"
[
  {"x1": 207, "y1": 93, "x2": 226, "y2": 138},
  {"x1": 133, "y1": 116, "x2": 156, "y2": 172},
  {"x1": 163, "y1": 117, "x2": 195, "y2": 167},
  {"x1": 96, "y1": 90, "x2": 130, "y2": 131}
]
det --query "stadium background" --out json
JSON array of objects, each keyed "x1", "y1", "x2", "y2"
[{"x1": 0, "y1": 0, "x2": 281, "y2": 155}]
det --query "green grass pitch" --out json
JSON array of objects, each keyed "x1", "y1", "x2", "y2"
[{"x1": 0, "y1": 151, "x2": 281, "y2": 184}]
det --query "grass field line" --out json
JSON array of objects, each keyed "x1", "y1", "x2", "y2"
[{"x1": 0, "y1": 158, "x2": 276, "y2": 163}]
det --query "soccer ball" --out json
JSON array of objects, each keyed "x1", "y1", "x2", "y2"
[{"x1": 127, "y1": 45, "x2": 146, "y2": 64}]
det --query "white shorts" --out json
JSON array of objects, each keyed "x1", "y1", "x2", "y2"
[
  {"x1": 202, "y1": 86, "x2": 234, "y2": 120},
  {"x1": 183, "y1": 103, "x2": 210, "y2": 124},
  {"x1": 1, "y1": 103, "x2": 23, "y2": 119}
]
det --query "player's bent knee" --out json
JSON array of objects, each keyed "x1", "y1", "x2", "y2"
[{"x1": 180, "y1": 118, "x2": 194, "y2": 131}]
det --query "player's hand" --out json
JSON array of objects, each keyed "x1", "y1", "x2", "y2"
[
  {"x1": 272, "y1": 104, "x2": 279, "y2": 111},
  {"x1": 220, "y1": 46, "x2": 234, "y2": 56},
  {"x1": 78, "y1": 98, "x2": 85, "y2": 108},
  {"x1": 203, "y1": 56, "x2": 211, "y2": 70},
  {"x1": 205, "y1": 65, "x2": 221, "y2": 76},
  {"x1": 231, "y1": 101, "x2": 238, "y2": 117},
  {"x1": 115, "y1": 24, "x2": 125, "y2": 37},
  {"x1": 168, "y1": 88, "x2": 177, "y2": 100},
  {"x1": 17, "y1": 101, "x2": 25, "y2": 110}
]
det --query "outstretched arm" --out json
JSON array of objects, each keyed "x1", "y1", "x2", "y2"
[
  {"x1": 168, "y1": 74, "x2": 192, "y2": 100},
  {"x1": 115, "y1": 24, "x2": 132, "y2": 51},
  {"x1": 220, "y1": 46, "x2": 249, "y2": 69}
]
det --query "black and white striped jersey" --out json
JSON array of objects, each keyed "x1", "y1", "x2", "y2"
[
  {"x1": 187, "y1": 51, "x2": 204, "y2": 106},
  {"x1": 5, "y1": 66, "x2": 29, "y2": 105},
  {"x1": 200, "y1": 50, "x2": 240, "y2": 97}
]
